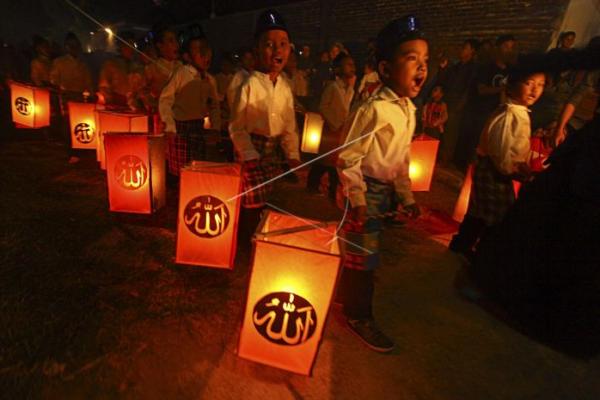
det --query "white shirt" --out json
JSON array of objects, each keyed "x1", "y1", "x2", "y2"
[
  {"x1": 358, "y1": 70, "x2": 381, "y2": 100},
  {"x1": 229, "y1": 70, "x2": 300, "y2": 161},
  {"x1": 226, "y1": 68, "x2": 250, "y2": 110},
  {"x1": 159, "y1": 64, "x2": 221, "y2": 133},
  {"x1": 337, "y1": 86, "x2": 416, "y2": 207},
  {"x1": 477, "y1": 101, "x2": 531, "y2": 175},
  {"x1": 320, "y1": 77, "x2": 354, "y2": 131}
]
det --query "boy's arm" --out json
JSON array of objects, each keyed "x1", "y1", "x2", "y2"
[
  {"x1": 158, "y1": 69, "x2": 179, "y2": 133},
  {"x1": 337, "y1": 106, "x2": 377, "y2": 207},
  {"x1": 393, "y1": 145, "x2": 415, "y2": 207},
  {"x1": 229, "y1": 82, "x2": 259, "y2": 161},
  {"x1": 280, "y1": 89, "x2": 300, "y2": 161},
  {"x1": 319, "y1": 83, "x2": 336, "y2": 130},
  {"x1": 207, "y1": 75, "x2": 222, "y2": 131}
]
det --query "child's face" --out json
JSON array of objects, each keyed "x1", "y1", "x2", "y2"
[
  {"x1": 431, "y1": 86, "x2": 443, "y2": 101},
  {"x1": 380, "y1": 39, "x2": 428, "y2": 98},
  {"x1": 561, "y1": 34, "x2": 576, "y2": 49},
  {"x1": 512, "y1": 73, "x2": 545, "y2": 106},
  {"x1": 188, "y1": 39, "x2": 212, "y2": 71},
  {"x1": 337, "y1": 57, "x2": 356, "y2": 79},
  {"x1": 256, "y1": 29, "x2": 290, "y2": 75},
  {"x1": 157, "y1": 31, "x2": 179, "y2": 61}
]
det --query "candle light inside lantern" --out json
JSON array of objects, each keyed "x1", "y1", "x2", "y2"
[{"x1": 301, "y1": 112, "x2": 324, "y2": 154}]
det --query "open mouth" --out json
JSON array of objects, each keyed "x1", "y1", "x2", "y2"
[
  {"x1": 273, "y1": 56, "x2": 283, "y2": 65},
  {"x1": 413, "y1": 75, "x2": 425, "y2": 89}
]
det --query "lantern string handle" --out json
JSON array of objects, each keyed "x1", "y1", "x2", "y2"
[{"x1": 254, "y1": 221, "x2": 339, "y2": 239}]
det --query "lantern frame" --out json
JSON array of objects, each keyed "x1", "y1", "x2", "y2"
[
  {"x1": 409, "y1": 134, "x2": 440, "y2": 192},
  {"x1": 175, "y1": 161, "x2": 242, "y2": 269},
  {"x1": 238, "y1": 210, "x2": 341, "y2": 375},
  {"x1": 104, "y1": 132, "x2": 166, "y2": 214},
  {"x1": 95, "y1": 110, "x2": 149, "y2": 170},
  {"x1": 9, "y1": 81, "x2": 51, "y2": 129},
  {"x1": 301, "y1": 112, "x2": 324, "y2": 154}
]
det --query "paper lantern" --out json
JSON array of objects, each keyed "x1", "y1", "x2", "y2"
[
  {"x1": 95, "y1": 110, "x2": 148, "y2": 169},
  {"x1": 104, "y1": 133, "x2": 166, "y2": 214},
  {"x1": 10, "y1": 82, "x2": 50, "y2": 128},
  {"x1": 409, "y1": 134, "x2": 440, "y2": 191},
  {"x1": 176, "y1": 162, "x2": 242, "y2": 269},
  {"x1": 301, "y1": 112, "x2": 324, "y2": 154},
  {"x1": 203, "y1": 116, "x2": 211, "y2": 130},
  {"x1": 452, "y1": 165, "x2": 473, "y2": 223},
  {"x1": 67, "y1": 102, "x2": 97, "y2": 149},
  {"x1": 238, "y1": 210, "x2": 341, "y2": 375}
]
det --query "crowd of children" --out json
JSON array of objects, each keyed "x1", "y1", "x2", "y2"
[{"x1": 1, "y1": 9, "x2": 597, "y2": 355}]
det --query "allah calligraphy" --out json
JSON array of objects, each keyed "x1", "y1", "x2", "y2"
[
  {"x1": 253, "y1": 292, "x2": 317, "y2": 346},
  {"x1": 74, "y1": 122, "x2": 94, "y2": 144},
  {"x1": 115, "y1": 155, "x2": 148, "y2": 190},
  {"x1": 15, "y1": 97, "x2": 31, "y2": 115},
  {"x1": 183, "y1": 195, "x2": 230, "y2": 238}
]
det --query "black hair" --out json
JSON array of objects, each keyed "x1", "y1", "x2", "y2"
[
  {"x1": 332, "y1": 52, "x2": 352, "y2": 69},
  {"x1": 153, "y1": 25, "x2": 176, "y2": 46},
  {"x1": 182, "y1": 35, "x2": 208, "y2": 54},
  {"x1": 64, "y1": 32, "x2": 79, "y2": 43},
  {"x1": 496, "y1": 34, "x2": 516, "y2": 47},
  {"x1": 464, "y1": 38, "x2": 480, "y2": 52},
  {"x1": 32, "y1": 35, "x2": 48, "y2": 49}
]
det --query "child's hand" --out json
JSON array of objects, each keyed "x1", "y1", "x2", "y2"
[{"x1": 403, "y1": 203, "x2": 421, "y2": 219}]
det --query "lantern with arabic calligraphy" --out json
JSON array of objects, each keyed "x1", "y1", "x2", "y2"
[
  {"x1": 9, "y1": 82, "x2": 50, "y2": 129},
  {"x1": 104, "y1": 132, "x2": 166, "y2": 214},
  {"x1": 95, "y1": 110, "x2": 148, "y2": 169},
  {"x1": 238, "y1": 210, "x2": 341, "y2": 375},
  {"x1": 67, "y1": 102, "x2": 97, "y2": 149},
  {"x1": 301, "y1": 112, "x2": 324, "y2": 154},
  {"x1": 409, "y1": 134, "x2": 440, "y2": 192},
  {"x1": 175, "y1": 162, "x2": 242, "y2": 269}
]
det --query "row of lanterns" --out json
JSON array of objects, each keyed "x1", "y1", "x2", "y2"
[{"x1": 9, "y1": 82, "x2": 443, "y2": 375}]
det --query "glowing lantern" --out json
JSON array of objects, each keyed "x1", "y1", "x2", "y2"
[
  {"x1": 104, "y1": 133, "x2": 166, "y2": 214},
  {"x1": 67, "y1": 102, "x2": 97, "y2": 149},
  {"x1": 9, "y1": 82, "x2": 50, "y2": 128},
  {"x1": 301, "y1": 112, "x2": 324, "y2": 154},
  {"x1": 409, "y1": 134, "x2": 440, "y2": 191},
  {"x1": 95, "y1": 110, "x2": 148, "y2": 169},
  {"x1": 452, "y1": 165, "x2": 473, "y2": 223},
  {"x1": 203, "y1": 116, "x2": 211, "y2": 130},
  {"x1": 176, "y1": 162, "x2": 242, "y2": 269},
  {"x1": 238, "y1": 210, "x2": 341, "y2": 375}
]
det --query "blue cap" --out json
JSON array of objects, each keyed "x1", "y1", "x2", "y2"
[{"x1": 255, "y1": 9, "x2": 288, "y2": 38}]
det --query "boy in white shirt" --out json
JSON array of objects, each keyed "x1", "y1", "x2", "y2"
[
  {"x1": 229, "y1": 9, "x2": 301, "y2": 240},
  {"x1": 449, "y1": 69, "x2": 545, "y2": 259},
  {"x1": 307, "y1": 52, "x2": 356, "y2": 199},
  {"x1": 336, "y1": 16, "x2": 426, "y2": 353},
  {"x1": 159, "y1": 34, "x2": 221, "y2": 176}
]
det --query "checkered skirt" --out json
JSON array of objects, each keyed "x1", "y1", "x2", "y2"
[
  {"x1": 238, "y1": 134, "x2": 281, "y2": 208},
  {"x1": 467, "y1": 155, "x2": 516, "y2": 226},
  {"x1": 167, "y1": 119, "x2": 206, "y2": 175}
]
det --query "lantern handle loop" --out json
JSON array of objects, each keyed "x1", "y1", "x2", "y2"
[{"x1": 255, "y1": 221, "x2": 339, "y2": 239}]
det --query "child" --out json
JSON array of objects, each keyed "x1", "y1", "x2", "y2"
[
  {"x1": 226, "y1": 47, "x2": 255, "y2": 110},
  {"x1": 357, "y1": 58, "x2": 381, "y2": 100},
  {"x1": 449, "y1": 69, "x2": 546, "y2": 259},
  {"x1": 159, "y1": 34, "x2": 221, "y2": 175},
  {"x1": 229, "y1": 9, "x2": 301, "y2": 240},
  {"x1": 144, "y1": 25, "x2": 182, "y2": 110},
  {"x1": 30, "y1": 36, "x2": 52, "y2": 87},
  {"x1": 421, "y1": 84, "x2": 448, "y2": 139},
  {"x1": 307, "y1": 52, "x2": 356, "y2": 199},
  {"x1": 336, "y1": 16, "x2": 426, "y2": 353}
]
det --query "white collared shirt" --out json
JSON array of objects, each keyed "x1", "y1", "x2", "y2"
[
  {"x1": 320, "y1": 77, "x2": 355, "y2": 132},
  {"x1": 159, "y1": 64, "x2": 221, "y2": 133},
  {"x1": 337, "y1": 86, "x2": 416, "y2": 207},
  {"x1": 229, "y1": 70, "x2": 300, "y2": 161},
  {"x1": 477, "y1": 101, "x2": 531, "y2": 175}
]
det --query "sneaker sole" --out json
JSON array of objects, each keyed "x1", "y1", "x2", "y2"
[{"x1": 345, "y1": 322, "x2": 395, "y2": 353}]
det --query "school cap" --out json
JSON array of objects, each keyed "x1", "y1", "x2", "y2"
[
  {"x1": 254, "y1": 9, "x2": 288, "y2": 38},
  {"x1": 376, "y1": 15, "x2": 426, "y2": 62}
]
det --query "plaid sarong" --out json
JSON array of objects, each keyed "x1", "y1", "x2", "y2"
[
  {"x1": 467, "y1": 155, "x2": 515, "y2": 226},
  {"x1": 168, "y1": 119, "x2": 206, "y2": 175},
  {"x1": 239, "y1": 134, "x2": 281, "y2": 208},
  {"x1": 339, "y1": 177, "x2": 396, "y2": 271}
]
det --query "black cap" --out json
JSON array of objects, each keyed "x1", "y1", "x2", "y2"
[
  {"x1": 254, "y1": 9, "x2": 288, "y2": 38},
  {"x1": 376, "y1": 15, "x2": 426, "y2": 63}
]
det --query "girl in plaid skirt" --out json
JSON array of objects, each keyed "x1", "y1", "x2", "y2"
[{"x1": 450, "y1": 69, "x2": 546, "y2": 259}]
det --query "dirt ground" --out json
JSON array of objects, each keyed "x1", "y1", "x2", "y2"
[{"x1": 1, "y1": 131, "x2": 599, "y2": 400}]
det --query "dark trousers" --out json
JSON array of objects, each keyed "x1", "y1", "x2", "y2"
[
  {"x1": 338, "y1": 269, "x2": 375, "y2": 319},
  {"x1": 450, "y1": 214, "x2": 487, "y2": 253},
  {"x1": 307, "y1": 164, "x2": 339, "y2": 198},
  {"x1": 239, "y1": 206, "x2": 264, "y2": 247}
]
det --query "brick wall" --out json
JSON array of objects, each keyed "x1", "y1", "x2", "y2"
[{"x1": 202, "y1": 0, "x2": 569, "y2": 62}]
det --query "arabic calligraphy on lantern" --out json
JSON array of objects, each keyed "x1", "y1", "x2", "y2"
[
  {"x1": 115, "y1": 155, "x2": 148, "y2": 190},
  {"x1": 253, "y1": 292, "x2": 317, "y2": 346},
  {"x1": 183, "y1": 195, "x2": 230, "y2": 238},
  {"x1": 15, "y1": 97, "x2": 31, "y2": 115},
  {"x1": 74, "y1": 122, "x2": 94, "y2": 143}
]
